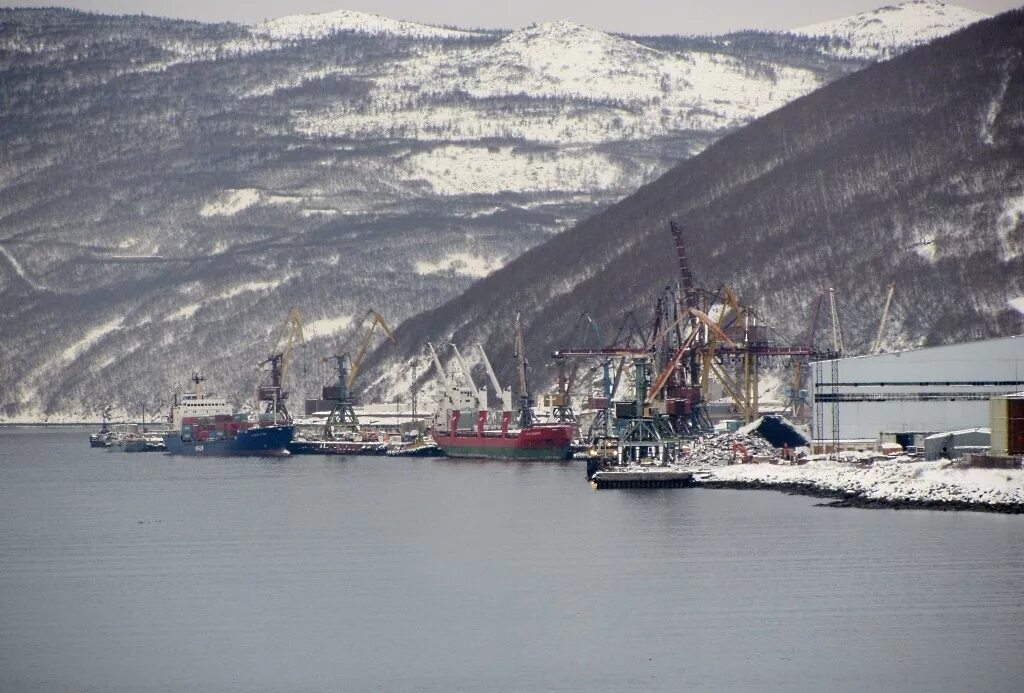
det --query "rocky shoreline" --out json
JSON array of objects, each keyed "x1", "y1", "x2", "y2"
[{"x1": 697, "y1": 478, "x2": 1024, "y2": 514}]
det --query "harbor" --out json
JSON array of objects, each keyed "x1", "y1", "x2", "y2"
[{"x1": 76, "y1": 220, "x2": 1023, "y2": 507}]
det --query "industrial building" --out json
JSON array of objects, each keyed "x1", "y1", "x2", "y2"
[
  {"x1": 811, "y1": 334, "x2": 1024, "y2": 448},
  {"x1": 990, "y1": 393, "x2": 1024, "y2": 457}
]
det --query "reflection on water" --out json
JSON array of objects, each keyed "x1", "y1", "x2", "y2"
[{"x1": 1, "y1": 426, "x2": 1023, "y2": 692}]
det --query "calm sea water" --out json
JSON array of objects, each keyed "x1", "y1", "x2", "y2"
[{"x1": 1, "y1": 426, "x2": 1022, "y2": 692}]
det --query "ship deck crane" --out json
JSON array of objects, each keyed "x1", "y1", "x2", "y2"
[
  {"x1": 450, "y1": 344, "x2": 486, "y2": 411},
  {"x1": 478, "y1": 344, "x2": 512, "y2": 413},
  {"x1": 427, "y1": 342, "x2": 479, "y2": 427}
]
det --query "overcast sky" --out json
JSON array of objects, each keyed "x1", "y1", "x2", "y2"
[{"x1": 2, "y1": 1, "x2": 1020, "y2": 34}]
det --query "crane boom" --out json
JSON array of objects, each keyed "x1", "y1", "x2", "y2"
[
  {"x1": 478, "y1": 344, "x2": 512, "y2": 412},
  {"x1": 450, "y1": 344, "x2": 485, "y2": 409},
  {"x1": 829, "y1": 287, "x2": 844, "y2": 354},
  {"x1": 427, "y1": 342, "x2": 447, "y2": 387},
  {"x1": 645, "y1": 329, "x2": 700, "y2": 404},
  {"x1": 450, "y1": 344, "x2": 476, "y2": 388},
  {"x1": 347, "y1": 309, "x2": 395, "y2": 389},
  {"x1": 670, "y1": 220, "x2": 699, "y2": 312},
  {"x1": 872, "y1": 282, "x2": 896, "y2": 354}
]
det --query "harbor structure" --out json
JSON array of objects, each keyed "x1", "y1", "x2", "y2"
[{"x1": 811, "y1": 334, "x2": 1024, "y2": 447}]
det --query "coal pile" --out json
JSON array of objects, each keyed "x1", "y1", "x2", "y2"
[{"x1": 682, "y1": 432, "x2": 780, "y2": 466}]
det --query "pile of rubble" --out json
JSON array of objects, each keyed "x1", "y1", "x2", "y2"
[{"x1": 682, "y1": 431, "x2": 783, "y2": 466}]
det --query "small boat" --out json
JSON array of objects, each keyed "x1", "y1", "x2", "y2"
[
  {"x1": 88, "y1": 407, "x2": 113, "y2": 447},
  {"x1": 384, "y1": 433, "x2": 442, "y2": 457},
  {"x1": 108, "y1": 431, "x2": 167, "y2": 453},
  {"x1": 289, "y1": 437, "x2": 386, "y2": 455}
]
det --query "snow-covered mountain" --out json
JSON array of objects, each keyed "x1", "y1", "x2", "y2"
[
  {"x1": 794, "y1": 0, "x2": 989, "y2": 59},
  {"x1": 358, "y1": 8, "x2": 1024, "y2": 405},
  {"x1": 0, "y1": 3, "x2": 993, "y2": 420},
  {"x1": 252, "y1": 8, "x2": 483, "y2": 40}
]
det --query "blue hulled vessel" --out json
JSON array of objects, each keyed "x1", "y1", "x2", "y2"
[{"x1": 162, "y1": 373, "x2": 293, "y2": 457}]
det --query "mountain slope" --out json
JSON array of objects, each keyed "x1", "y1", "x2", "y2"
[
  {"x1": 794, "y1": 0, "x2": 988, "y2": 59},
  {"x1": 0, "y1": 3, "x2": 990, "y2": 419},
  {"x1": 361, "y1": 9, "x2": 1024, "y2": 404}
]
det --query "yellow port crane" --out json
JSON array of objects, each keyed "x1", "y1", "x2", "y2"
[
  {"x1": 321, "y1": 309, "x2": 396, "y2": 435},
  {"x1": 256, "y1": 307, "x2": 306, "y2": 424},
  {"x1": 341, "y1": 309, "x2": 395, "y2": 390}
]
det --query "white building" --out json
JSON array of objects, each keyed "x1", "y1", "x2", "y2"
[{"x1": 811, "y1": 334, "x2": 1024, "y2": 446}]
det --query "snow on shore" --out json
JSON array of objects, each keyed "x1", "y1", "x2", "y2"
[{"x1": 697, "y1": 457, "x2": 1024, "y2": 511}]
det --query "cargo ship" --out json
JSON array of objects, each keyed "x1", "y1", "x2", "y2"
[
  {"x1": 425, "y1": 315, "x2": 576, "y2": 461},
  {"x1": 162, "y1": 373, "x2": 293, "y2": 456},
  {"x1": 432, "y1": 410, "x2": 574, "y2": 460}
]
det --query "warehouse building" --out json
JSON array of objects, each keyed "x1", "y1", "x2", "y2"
[{"x1": 811, "y1": 334, "x2": 1024, "y2": 447}]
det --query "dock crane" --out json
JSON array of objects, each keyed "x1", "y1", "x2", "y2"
[
  {"x1": 256, "y1": 307, "x2": 305, "y2": 424},
  {"x1": 321, "y1": 309, "x2": 395, "y2": 436},
  {"x1": 344, "y1": 309, "x2": 395, "y2": 390},
  {"x1": 513, "y1": 312, "x2": 533, "y2": 429}
]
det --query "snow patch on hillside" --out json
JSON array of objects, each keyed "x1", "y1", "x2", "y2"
[
  {"x1": 0, "y1": 243, "x2": 46, "y2": 291},
  {"x1": 61, "y1": 318, "x2": 125, "y2": 362},
  {"x1": 216, "y1": 278, "x2": 290, "y2": 300},
  {"x1": 1008, "y1": 297, "x2": 1024, "y2": 314},
  {"x1": 415, "y1": 252, "x2": 503, "y2": 277},
  {"x1": 793, "y1": 1, "x2": 989, "y2": 60},
  {"x1": 200, "y1": 189, "x2": 262, "y2": 217},
  {"x1": 406, "y1": 145, "x2": 622, "y2": 195},
  {"x1": 199, "y1": 189, "x2": 304, "y2": 217},
  {"x1": 306, "y1": 315, "x2": 354, "y2": 337},
  {"x1": 996, "y1": 195, "x2": 1024, "y2": 261},
  {"x1": 164, "y1": 303, "x2": 201, "y2": 322},
  {"x1": 253, "y1": 9, "x2": 481, "y2": 41}
]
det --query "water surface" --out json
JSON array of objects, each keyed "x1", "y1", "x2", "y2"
[{"x1": 2, "y1": 427, "x2": 1022, "y2": 691}]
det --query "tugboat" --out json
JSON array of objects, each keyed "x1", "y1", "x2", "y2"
[
  {"x1": 88, "y1": 407, "x2": 113, "y2": 447},
  {"x1": 162, "y1": 373, "x2": 293, "y2": 456}
]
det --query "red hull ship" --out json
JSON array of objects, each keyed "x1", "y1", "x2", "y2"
[{"x1": 432, "y1": 410, "x2": 575, "y2": 461}]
